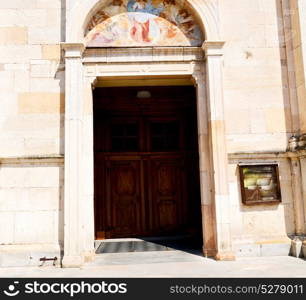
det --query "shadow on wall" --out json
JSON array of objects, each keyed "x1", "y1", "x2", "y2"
[
  {"x1": 61, "y1": 0, "x2": 66, "y2": 43},
  {"x1": 57, "y1": 0, "x2": 66, "y2": 254},
  {"x1": 275, "y1": 0, "x2": 298, "y2": 137}
]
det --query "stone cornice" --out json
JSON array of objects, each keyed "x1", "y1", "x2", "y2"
[
  {"x1": 61, "y1": 43, "x2": 85, "y2": 58},
  {"x1": 228, "y1": 150, "x2": 306, "y2": 161},
  {"x1": 0, "y1": 155, "x2": 64, "y2": 165},
  {"x1": 202, "y1": 41, "x2": 225, "y2": 56},
  {"x1": 83, "y1": 47, "x2": 204, "y2": 63}
]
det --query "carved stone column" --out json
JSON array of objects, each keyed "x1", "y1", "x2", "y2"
[
  {"x1": 82, "y1": 76, "x2": 97, "y2": 262},
  {"x1": 192, "y1": 66, "x2": 217, "y2": 257},
  {"x1": 300, "y1": 154, "x2": 306, "y2": 232},
  {"x1": 202, "y1": 41, "x2": 235, "y2": 260},
  {"x1": 290, "y1": 156, "x2": 305, "y2": 235},
  {"x1": 61, "y1": 43, "x2": 86, "y2": 268}
]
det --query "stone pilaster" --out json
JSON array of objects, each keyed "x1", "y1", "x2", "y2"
[
  {"x1": 61, "y1": 43, "x2": 86, "y2": 268},
  {"x1": 82, "y1": 76, "x2": 96, "y2": 262},
  {"x1": 290, "y1": 156, "x2": 305, "y2": 235},
  {"x1": 202, "y1": 41, "x2": 235, "y2": 260},
  {"x1": 192, "y1": 67, "x2": 217, "y2": 257},
  {"x1": 300, "y1": 154, "x2": 306, "y2": 231}
]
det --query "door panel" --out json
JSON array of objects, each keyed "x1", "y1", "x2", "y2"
[
  {"x1": 150, "y1": 156, "x2": 186, "y2": 233},
  {"x1": 106, "y1": 159, "x2": 142, "y2": 238}
]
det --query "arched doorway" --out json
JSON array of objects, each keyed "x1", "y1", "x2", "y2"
[{"x1": 61, "y1": 0, "x2": 234, "y2": 268}]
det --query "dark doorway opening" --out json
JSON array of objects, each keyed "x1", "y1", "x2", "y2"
[{"x1": 93, "y1": 85, "x2": 203, "y2": 253}]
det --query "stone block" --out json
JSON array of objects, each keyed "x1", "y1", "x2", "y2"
[
  {"x1": 14, "y1": 70, "x2": 30, "y2": 92},
  {"x1": 225, "y1": 108, "x2": 250, "y2": 134},
  {"x1": 24, "y1": 138, "x2": 60, "y2": 156},
  {"x1": 28, "y1": 27, "x2": 61, "y2": 44},
  {"x1": 264, "y1": 108, "x2": 287, "y2": 133},
  {"x1": 227, "y1": 133, "x2": 288, "y2": 153},
  {"x1": 4, "y1": 63, "x2": 29, "y2": 71},
  {"x1": 260, "y1": 242, "x2": 291, "y2": 257},
  {"x1": 0, "y1": 9, "x2": 47, "y2": 27},
  {"x1": 0, "y1": 244, "x2": 61, "y2": 267},
  {"x1": 18, "y1": 92, "x2": 64, "y2": 114},
  {"x1": 0, "y1": 212, "x2": 15, "y2": 244},
  {"x1": 30, "y1": 60, "x2": 59, "y2": 78},
  {"x1": 0, "y1": 92, "x2": 17, "y2": 115},
  {"x1": 36, "y1": 0, "x2": 62, "y2": 9},
  {"x1": 27, "y1": 188, "x2": 60, "y2": 210},
  {"x1": 24, "y1": 166, "x2": 61, "y2": 188},
  {"x1": 152, "y1": 47, "x2": 184, "y2": 61},
  {"x1": 0, "y1": 0, "x2": 37, "y2": 9},
  {"x1": 0, "y1": 167, "x2": 26, "y2": 188},
  {"x1": 0, "y1": 250, "x2": 30, "y2": 267},
  {"x1": 233, "y1": 243, "x2": 261, "y2": 257},
  {"x1": 106, "y1": 48, "x2": 153, "y2": 63},
  {"x1": 0, "y1": 188, "x2": 25, "y2": 211},
  {"x1": 0, "y1": 45, "x2": 42, "y2": 63},
  {"x1": 29, "y1": 77, "x2": 64, "y2": 93},
  {"x1": 0, "y1": 136, "x2": 25, "y2": 157},
  {"x1": 42, "y1": 44, "x2": 61, "y2": 60},
  {"x1": 0, "y1": 187, "x2": 59, "y2": 212},
  {"x1": 29, "y1": 251, "x2": 61, "y2": 267},
  {"x1": 302, "y1": 241, "x2": 306, "y2": 258},
  {"x1": 0, "y1": 27, "x2": 27, "y2": 44},
  {"x1": 14, "y1": 211, "x2": 55, "y2": 244},
  {"x1": 290, "y1": 238, "x2": 303, "y2": 258},
  {"x1": 0, "y1": 71, "x2": 14, "y2": 91}
]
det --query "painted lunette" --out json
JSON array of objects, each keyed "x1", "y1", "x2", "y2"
[{"x1": 85, "y1": 0, "x2": 203, "y2": 47}]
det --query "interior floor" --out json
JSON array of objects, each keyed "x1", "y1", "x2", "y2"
[{"x1": 95, "y1": 235, "x2": 203, "y2": 256}]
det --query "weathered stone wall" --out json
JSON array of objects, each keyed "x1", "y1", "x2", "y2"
[
  {"x1": 0, "y1": 0, "x2": 64, "y2": 266},
  {"x1": 0, "y1": 0, "x2": 64, "y2": 157},
  {"x1": 219, "y1": 0, "x2": 306, "y2": 254},
  {"x1": 221, "y1": 0, "x2": 290, "y2": 152}
]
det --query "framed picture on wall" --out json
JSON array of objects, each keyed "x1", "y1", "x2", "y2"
[{"x1": 238, "y1": 164, "x2": 281, "y2": 205}]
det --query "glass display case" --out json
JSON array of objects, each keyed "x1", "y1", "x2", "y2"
[{"x1": 239, "y1": 164, "x2": 281, "y2": 205}]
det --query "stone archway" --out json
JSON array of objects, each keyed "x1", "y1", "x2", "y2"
[
  {"x1": 66, "y1": 0, "x2": 221, "y2": 42},
  {"x1": 61, "y1": 0, "x2": 234, "y2": 268}
]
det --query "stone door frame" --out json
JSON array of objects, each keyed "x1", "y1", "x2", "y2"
[{"x1": 60, "y1": 43, "x2": 234, "y2": 267}]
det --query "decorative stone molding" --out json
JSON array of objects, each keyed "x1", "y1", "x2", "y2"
[
  {"x1": 62, "y1": 42, "x2": 86, "y2": 268},
  {"x1": 82, "y1": 47, "x2": 204, "y2": 64},
  {"x1": 83, "y1": 61, "x2": 205, "y2": 79},
  {"x1": 61, "y1": 43, "x2": 85, "y2": 58},
  {"x1": 202, "y1": 41, "x2": 225, "y2": 57},
  {"x1": 85, "y1": 76, "x2": 98, "y2": 89},
  {"x1": 289, "y1": 134, "x2": 306, "y2": 152},
  {"x1": 0, "y1": 155, "x2": 64, "y2": 165},
  {"x1": 191, "y1": 64, "x2": 205, "y2": 86},
  {"x1": 203, "y1": 40, "x2": 235, "y2": 260}
]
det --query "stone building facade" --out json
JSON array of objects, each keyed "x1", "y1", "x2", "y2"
[{"x1": 0, "y1": 0, "x2": 305, "y2": 267}]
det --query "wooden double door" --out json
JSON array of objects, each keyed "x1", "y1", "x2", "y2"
[{"x1": 94, "y1": 86, "x2": 202, "y2": 239}]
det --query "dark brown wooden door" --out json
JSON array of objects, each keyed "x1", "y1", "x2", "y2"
[
  {"x1": 150, "y1": 155, "x2": 187, "y2": 233},
  {"x1": 94, "y1": 86, "x2": 201, "y2": 239},
  {"x1": 106, "y1": 159, "x2": 142, "y2": 237}
]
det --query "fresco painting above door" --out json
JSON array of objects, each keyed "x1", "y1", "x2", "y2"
[{"x1": 85, "y1": 0, "x2": 204, "y2": 47}]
